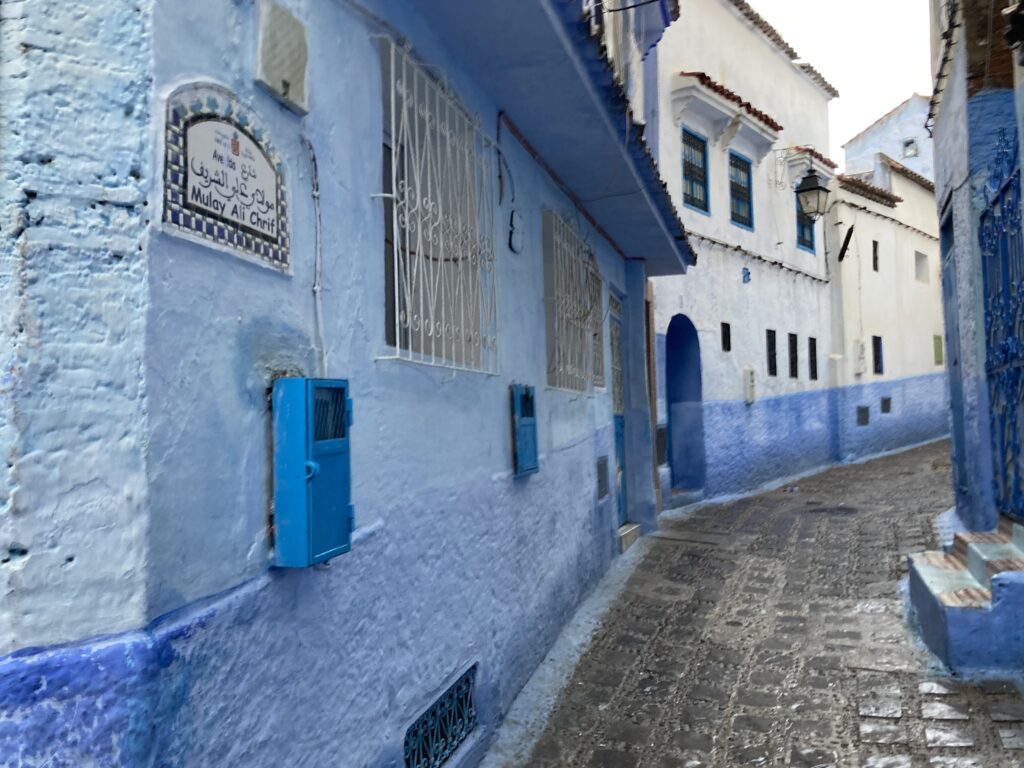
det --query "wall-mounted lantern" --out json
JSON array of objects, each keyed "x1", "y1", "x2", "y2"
[{"x1": 796, "y1": 169, "x2": 830, "y2": 221}]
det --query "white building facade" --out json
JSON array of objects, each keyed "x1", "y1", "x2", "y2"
[{"x1": 649, "y1": 0, "x2": 949, "y2": 501}]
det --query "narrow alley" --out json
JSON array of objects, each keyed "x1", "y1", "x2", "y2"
[{"x1": 521, "y1": 442, "x2": 1024, "y2": 767}]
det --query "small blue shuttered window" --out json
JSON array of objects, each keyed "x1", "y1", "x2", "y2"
[
  {"x1": 797, "y1": 196, "x2": 815, "y2": 251},
  {"x1": 510, "y1": 384, "x2": 538, "y2": 476},
  {"x1": 682, "y1": 129, "x2": 709, "y2": 213},
  {"x1": 729, "y1": 152, "x2": 753, "y2": 228}
]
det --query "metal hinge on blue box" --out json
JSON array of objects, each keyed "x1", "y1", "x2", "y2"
[{"x1": 272, "y1": 378, "x2": 353, "y2": 567}]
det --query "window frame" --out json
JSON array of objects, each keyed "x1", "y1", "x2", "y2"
[
  {"x1": 808, "y1": 336, "x2": 818, "y2": 380},
  {"x1": 872, "y1": 335, "x2": 884, "y2": 375},
  {"x1": 788, "y1": 333, "x2": 799, "y2": 379},
  {"x1": 872, "y1": 240, "x2": 880, "y2": 272},
  {"x1": 796, "y1": 196, "x2": 815, "y2": 253},
  {"x1": 721, "y1": 322, "x2": 732, "y2": 352},
  {"x1": 766, "y1": 329, "x2": 778, "y2": 377},
  {"x1": 728, "y1": 151, "x2": 754, "y2": 230},
  {"x1": 542, "y1": 209, "x2": 605, "y2": 393},
  {"x1": 380, "y1": 40, "x2": 499, "y2": 373},
  {"x1": 682, "y1": 127, "x2": 710, "y2": 215}
]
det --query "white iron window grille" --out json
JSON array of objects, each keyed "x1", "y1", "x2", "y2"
[
  {"x1": 543, "y1": 210, "x2": 604, "y2": 392},
  {"x1": 381, "y1": 40, "x2": 498, "y2": 373}
]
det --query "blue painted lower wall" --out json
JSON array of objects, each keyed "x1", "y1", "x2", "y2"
[
  {"x1": 0, "y1": 433, "x2": 618, "y2": 767},
  {"x1": 659, "y1": 372, "x2": 950, "y2": 499}
]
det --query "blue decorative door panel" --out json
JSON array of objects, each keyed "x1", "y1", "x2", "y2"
[{"x1": 980, "y1": 130, "x2": 1024, "y2": 521}]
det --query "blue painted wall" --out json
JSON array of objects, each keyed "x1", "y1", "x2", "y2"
[
  {"x1": 656, "y1": 326, "x2": 949, "y2": 499},
  {"x1": 0, "y1": 0, "x2": 662, "y2": 764},
  {"x1": 700, "y1": 372, "x2": 949, "y2": 498}
]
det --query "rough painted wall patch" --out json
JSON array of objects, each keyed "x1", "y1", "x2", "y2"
[{"x1": 163, "y1": 82, "x2": 290, "y2": 271}]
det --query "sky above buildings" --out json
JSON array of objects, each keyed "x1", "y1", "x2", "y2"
[{"x1": 749, "y1": 0, "x2": 934, "y2": 168}]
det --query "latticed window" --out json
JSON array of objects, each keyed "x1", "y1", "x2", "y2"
[
  {"x1": 682, "y1": 129, "x2": 709, "y2": 212},
  {"x1": 543, "y1": 211, "x2": 605, "y2": 391},
  {"x1": 729, "y1": 152, "x2": 753, "y2": 228},
  {"x1": 380, "y1": 40, "x2": 498, "y2": 373}
]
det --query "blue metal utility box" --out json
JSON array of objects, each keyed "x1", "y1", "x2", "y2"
[
  {"x1": 510, "y1": 384, "x2": 538, "y2": 477},
  {"x1": 272, "y1": 378, "x2": 353, "y2": 567}
]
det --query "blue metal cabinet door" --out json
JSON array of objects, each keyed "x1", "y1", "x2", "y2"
[
  {"x1": 512, "y1": 385, "x2": 539, "y2": 476},
  {"x1": 307, "y1": 381, "x2": 353, "y2": 562}
]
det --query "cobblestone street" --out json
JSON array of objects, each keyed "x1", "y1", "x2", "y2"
[{"x1": 523, "y1": 441, "x2": 1024, "y2": 767}]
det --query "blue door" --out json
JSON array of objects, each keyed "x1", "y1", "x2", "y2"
[
  {"x1": 980, "y1": 130, "x2": 1024, "y2": 521},
  {"x1": 610, "y1": 301, "x2": 627, "y2": 526}
]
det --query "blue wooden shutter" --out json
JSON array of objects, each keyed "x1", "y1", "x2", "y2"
[{"x1": 511, "y1": 384, "x2": 539, "y2": 476}]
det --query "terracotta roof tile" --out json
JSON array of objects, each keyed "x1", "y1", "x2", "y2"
[
  {"x1": 795, "y1": 145, "x2": 838, "y2": 170},
  {"x1": 838, "y1": 174, "x2": 902, "y2": 208},
  {"x1": 878, "y1": 153, "x2": 936, "y2": 193},
  {"x1": 679, "y1": 71, "x2": 784, "y2": 133},
  {"x1": 797, "y1": 63, "x2": 840, "y2": 99},
  {"x1": 724, "y1": 0, "x2": 798, "y2": 59}
]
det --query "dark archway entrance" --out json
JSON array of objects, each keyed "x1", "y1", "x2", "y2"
[{"x1": 666, "y1": 314, "x2": 706, "y2": 492}]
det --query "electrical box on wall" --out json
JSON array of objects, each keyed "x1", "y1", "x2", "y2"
[
  {"x1": 273, "y1": 378, "x2": 353, "y2": 567},
  {"x1": 510, "y1": 384, "x2": 538, "y2": 476},
  {"x1": 256, "y1": 0, "x2": 310, "y2": 115},
  {"x1": 743, "y1": 367, "x2": 756, "y2": 404}
]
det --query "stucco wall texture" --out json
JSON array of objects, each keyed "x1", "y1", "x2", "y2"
[
  {"x1": 0, "y1": 0, "x2": 664, "y2": 764},
  {"x1": 0, "y1": 0, "x2": 154, "y2": 653}
]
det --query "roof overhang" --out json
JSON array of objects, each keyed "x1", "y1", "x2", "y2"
[
  {"x1": 403, "y1": 0, "x2": 694, "y2": 275},
  {"x1": 669, "y1": 73, "x2": 781, "y2": 164}
]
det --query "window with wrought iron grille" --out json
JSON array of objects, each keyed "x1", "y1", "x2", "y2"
[
  {"x1": 380, "y1": 40, "x2": 498, "y2": 373},
  {"x1": 729, "y1": 152, "x2": 753, "y2": 228},
  {"x1": 543, "y1": 210, "x2": 605, "y2": 391},
  {"x1": 682, "y1": 129, "x2": 709, "y2": 213}
]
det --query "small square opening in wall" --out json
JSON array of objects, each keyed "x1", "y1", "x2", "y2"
[
  {"x1": 597, "y1": 456, "x2": 610, "y2": 499},
  {"x1": 903, "y1": 138, "x2": 919, "y2": 158},
  {"x1": 915, "y1": 251, "x2": 930, "y2": 283},
  {"x1": 881, "y1": 396, "x2": 892, "y2": 414},
  {"x1": 857, "y1": 406, "x2": 870, "y2": 426}
]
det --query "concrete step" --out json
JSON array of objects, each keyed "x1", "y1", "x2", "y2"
[
  {"x1": 965, "y1": 541, "x2": 1024, "y2": 588},
  {"x1": 909, "y1": 551, "x2": 989, "y2": 609},
  {"x1": 909, "y1": 516, "x2": 1024, "y2": 672}
]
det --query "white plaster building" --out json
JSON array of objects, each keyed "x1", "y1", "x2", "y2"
[
  {"x1": 648, "y1": 0, "x2": 949, "y2": 502},
  {"x1": 844, "y1": 94, "x2": 934, "y2": 182},
  {"x1": 828, "y1": 153, "x2": 948, "y2": 452}
]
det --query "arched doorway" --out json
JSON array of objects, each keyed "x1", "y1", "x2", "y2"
[{"x1": 666, "y1": 314, "x2": 706, "y2": 492}]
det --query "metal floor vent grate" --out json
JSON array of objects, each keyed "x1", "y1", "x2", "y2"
[{"x1": 404, "y1": 665, "x2": 478, "y2": 768}]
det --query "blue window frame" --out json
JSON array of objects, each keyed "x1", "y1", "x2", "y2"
[
  {"x1": 797, "y1": 196, "x2": 815, "y2": 252},
  {"x1": 682, "y1": 129, "x2": 709, "y2": 213},
  {"x1": 729, "y1": 152, "x2": 753, "y2": 229}
]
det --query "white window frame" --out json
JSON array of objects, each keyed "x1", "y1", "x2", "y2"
[
  {"x1": 380, "y1": 39, "x2": 498, "y2": 373},
  {"x1": 543, "y1": 210, "x2": 605, "y2": 392}
]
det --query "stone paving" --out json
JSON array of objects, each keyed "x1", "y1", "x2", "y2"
[{"x1": 523, "y1": 441, "x2": 1024, "y2": 767}]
